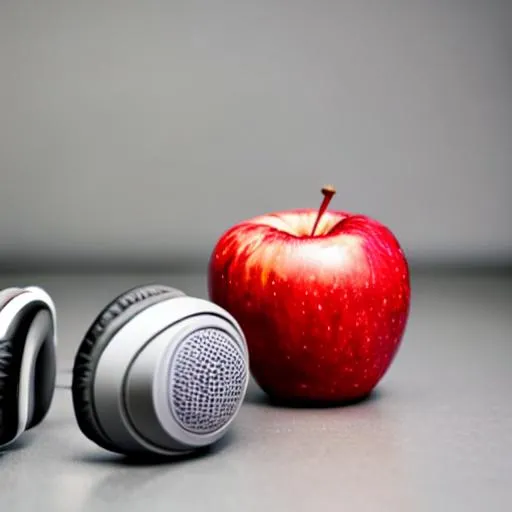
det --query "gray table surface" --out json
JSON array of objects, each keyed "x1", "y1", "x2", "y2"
[{"x1": 0, "y1": 270, "x2": 511, "y2": 511}]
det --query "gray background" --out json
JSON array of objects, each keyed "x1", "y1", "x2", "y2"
[{"x1": 1, "y1": 0, "x2": 511, "y2": 269}]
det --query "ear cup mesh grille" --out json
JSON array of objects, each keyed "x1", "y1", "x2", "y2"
[{"x1": 169, "y1": 328, "x2": 247, "y2": 435}]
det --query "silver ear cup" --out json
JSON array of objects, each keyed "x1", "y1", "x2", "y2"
[
  {"x1": 123, "y1": 314, "x2": 248, "y2": 453},
  {"x1": 90, "y1": 295, "x2": 248, "y2": 456}
]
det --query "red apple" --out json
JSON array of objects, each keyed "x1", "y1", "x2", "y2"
[{"x1": 208, "y1": 186, "x2": 411, "y2": 403}]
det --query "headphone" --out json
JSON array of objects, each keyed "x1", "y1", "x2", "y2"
[
  {"x1": 0, "y1": 286, "x2": 57, "y2": 448},
  {"x1": 0, "y1": 283, "x2": 249, "y2": 457}
]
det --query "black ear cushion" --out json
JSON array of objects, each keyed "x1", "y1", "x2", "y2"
[
  {"x1": 0, "y1": 337, "x2": 17, "y2": 445},
  {"x1": 71, "y1": 284, "x2": 185, "y2": 452},
  {"x1": 25, "y1": 310, "x2": 56, "y2": 430},
  {"x1": 0, "y1": 288, "x2": 26, "y2": 445}
]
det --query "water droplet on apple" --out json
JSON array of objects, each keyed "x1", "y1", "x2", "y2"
[{"x1": 318, "y1": 304, "x2": 322, "y2": 311}]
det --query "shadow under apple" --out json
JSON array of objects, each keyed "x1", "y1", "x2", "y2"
[{"x1": 244, "y1": 379, "x2": 385, "y2": 409}]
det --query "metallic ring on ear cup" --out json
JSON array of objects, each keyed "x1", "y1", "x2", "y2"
[
  {"x1": 71, "y1": 284, "x2": 249, "y2": 457},
  {"x1": 0, "y1": 286, "x2": 57, "y2": 448}
]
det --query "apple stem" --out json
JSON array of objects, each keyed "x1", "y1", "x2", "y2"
[{"x1": 310, "y1": 185, "x2": 336, "y2": 236}]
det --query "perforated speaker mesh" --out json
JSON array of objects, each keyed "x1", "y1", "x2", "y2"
[{"x1": 169, "y1": 327, "x2": 247, "y2": 434}]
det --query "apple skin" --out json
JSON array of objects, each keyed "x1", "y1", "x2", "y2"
[{"x1": 208, "y1": 208, "x2": 410, "y2": 403}]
